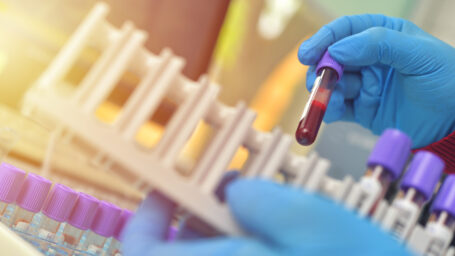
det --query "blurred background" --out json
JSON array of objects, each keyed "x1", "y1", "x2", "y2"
[{"x1": 0, "y1": 0, "x2": 450, "y2": 207}]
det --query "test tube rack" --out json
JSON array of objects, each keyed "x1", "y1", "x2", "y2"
[{"x1": 18, "y1": 3, "x2": 455, "y2": 256}]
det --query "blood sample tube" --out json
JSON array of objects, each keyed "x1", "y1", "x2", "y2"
[
  {"x1": 382, "y1": 151, "x2": 444, "y2": 240},
  {"x1": 10, "y1": 173, "x2": 52, "y2": 232},
  {"x1": 345, "y1": 129, "x2": 411, "y2": 216},
  {"x1": 35, "y1": 184, "x2": 78, "y2": 241},
  {"x1": 108, "y1": 209, "x2": 133, "y2": 256},
  {"x1": 81, "y1": 201, "x2": 121, "y2": 254},
  {"x1": 62, "y1": 193, "x2": 99, "y2": 248},
  {"x1": 424, "y1": 176, "x2": 455, "y2": 255},
  {"x1": 0, "y1": 163, "x2": 26, "y2": 221},
  {"x1": 296, "y1": 50, "x2": 343, "y2": 146}
]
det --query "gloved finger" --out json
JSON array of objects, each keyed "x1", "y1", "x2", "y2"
[
  {"x1": 352, "y1": 67, "x2": 384, "y2": 130},
  {"x1": 323, "y1": 89, "x2": 345, "y2": 123},
  {"x1": 226, "y1": 179, "x2": 336, "y2": 246},
  {"x1": 328, "y1": 27, "x2": 430, "y2": 74},
  {"x1": 298, "y1": 14, "x2": 407, "y2": 65},
  {"x1": 144, "y1": 238, "x2": 275, "y2": 256},
  {"x1": 123, "y1": 191, "x2": 176, "y2": 256}
]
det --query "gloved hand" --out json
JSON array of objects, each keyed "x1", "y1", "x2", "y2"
[
  {"x1": 298, "y1": 14, "x2": 455, "y2": 148},
  {"x1": 122, "y1": 179, "x2": 413, "y2": 256}
]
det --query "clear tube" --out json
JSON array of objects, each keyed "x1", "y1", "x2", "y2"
[
  {"x1": 296, "y1": 68, "x2": 338, "y2": 146},
  {"x1": 356, "y1": 165, "x2": 393, "y2": 216},
  {"x1": 81, "y1": 230, "x2": 108, "y2": 254},
  {"x1": 62, "y1": 223, "x2": 85, "y2": 248},
  {"x1": 386, "y1": 188, "x2": 426, "y2": 240},
  {"x1": 10, "y1": 207, "x2": 36, "y2": 232},
  {"x1": 107, "y1": 239, "x2": 121, "y2": 256},
  {"x1": 35, "y1": 214, "x2": 62, "y2": 241},
  {"x1": 425, "y1": 211, "x2": 455, "y2": 255}
]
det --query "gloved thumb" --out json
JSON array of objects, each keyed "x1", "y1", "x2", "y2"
[{"x1": 328, "y1": 27, "x2": 428, "y2": 75}]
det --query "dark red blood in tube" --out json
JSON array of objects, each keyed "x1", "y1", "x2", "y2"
[{"x1": 295, "y1": 101, "x2": 327, "y2": 146}]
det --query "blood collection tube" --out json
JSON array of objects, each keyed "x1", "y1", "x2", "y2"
[
  {"x1": 423, "y1": 176, "x2": 455, "y2": 255},
  {"x1": 108, "y1": 209, "x2": 133, "y2": 256},
  {"x1": 345, "y1": 129, "x2": 411, "y2": 216},
  {"x1": 382, "y1": 151, "x2": 444, "y2": 240},
  {"x1": 10, "y1": 173, "x2": 52, "y2": 232},
  {"x1": 35, "y1": 184, "x2": 78, "y2": 241},
  {"x1": 296, "y1": 50, "x2": 343, "y2": 146},
  {"x1": 0, "y1": 163, "x2": 26, "y2": 221},
  {"x1": 62, "y1": 193, "x2": 99, "y2": 248},
  {"x1": 81, "y1": 201, "x2": 121, "y2": 254}
]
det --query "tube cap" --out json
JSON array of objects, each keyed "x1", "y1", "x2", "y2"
[
  {"x1": 91, "y1": 201, "x2": 122, "y2": 237},
  {"x1": 42, "y1": 184, "x2": 78, "y2": 222},
  {"x1": 113, "y1": 209, "x2": 133, "y2": 241},
  {"x1": 316, "y1": 50, "x2": 344, "y2": 81},
  {"x1": 400, "y1": 151, "x2": 444, "y2": 200},
  {"x1": 16, "y1": 173, "x2": 52, "y2": 213},
  {"x1": 367, "y1": 129, "x2": 412, "y2": 180},
  {"x1": 68, "y1": 193, "x2": 99, "y2": 230},
  {"x1": 0, "y1": 163, "x2": 26, "y2": 203},
  {"x1": 433, "y1": 175, "x2": 455, "y2": 217}
]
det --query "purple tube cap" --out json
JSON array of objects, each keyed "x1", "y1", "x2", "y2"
[
  {"x1": 433, "y1": 175, "x2": 455, "y2": 217},
  {"x1": 400, "y1": 151, "x2": 444, "y2": 200},
  {"x1": 42, "y1": 184, "x2": 78, "y2": 222},
  {"x1": 16, "y1": 173, "x2": 52, "y2": 213},
  {"x1": 113, "y1": 209, "x2": 134, "y2": 241},
  {"x1": 91, "y1": 201, "x2": 122, "y2": 237},
  {"x1": 0, "y1": 163, "x2": 26, "y2": 203},
  {"x1": 68, "y1": 193, "x2": 100, "y2": 230},
  {"x1": 367, "y1": 129, "x2": 412, "y2": 180},
  {"x1": 316, "y1": 50, "x2": 344, "y2": 81}
]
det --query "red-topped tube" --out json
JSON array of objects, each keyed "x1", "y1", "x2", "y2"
[{"x1": 296, "y1": 50, "x2": 343, "y2": 146}]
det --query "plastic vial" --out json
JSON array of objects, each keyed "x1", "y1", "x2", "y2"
[
  {"x1": 108, "y1": 209, "x2": 133, "y2": 256},
  {"x1": 0, "y1": 163, "x2": 26, "y2": 222},
  {"x1": 383, "y1": 151, "x2": 443, "y2": 240},
  {"x1": 35, "y1": 184, "x2": 78, "y2": 242},
  {"x1": 345, "y1": 129, "x2": 411, "y2": 216},
  {"x1": 81, "y1": 201, "x2": 121, "y2": 254},
  {"x1": 10, "y1": 173, "x2": 52, "y2": 232},
  {"x1": 62, "y1": 193, "x2": 99, "y2": 248},
  {"x1": 424, "y1": 175, "x2": 455, "y2": 255},
  {"x1": 296, "y1": 50, "x2": 343, "y2": 146}
]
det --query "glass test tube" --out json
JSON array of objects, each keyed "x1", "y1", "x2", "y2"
[
  {"x1": 383, "y1": 151, "x2": 443, "y2": 240},
  {"x1": 81, "y1": 201, "x2": 121, "y2": 254},
  {"x1": 424, "y1": 175, "x2": 455, "y2": 255},
  {"x1": 35, "y1": 184, "x2": 78, "y2": 242},
  {"x1": 0, "y1": 163, "x2": 26, "y2": 222},
  {"x1": 10, "y1": 173, "x2": 52, "y2": 232},
  {"x1": 108, "y1": 209, "x2": 133, "y2": 256},
  {"x1": 345, "y1": 129, "x2": 411, "y2": 216},
  {"x1": 62, "y1": 193, "x2": 99, "y2": 248},
  {"x1": 296, "y1": 50, "x2": 343, "y2": 146}
]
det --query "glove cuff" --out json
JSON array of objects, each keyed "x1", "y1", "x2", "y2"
[{"x1": 413, "y1": 130, "x2": 455, "y2": 173}]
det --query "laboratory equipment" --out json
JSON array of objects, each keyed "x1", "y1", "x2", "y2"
[
  {"x1": 36, "y1": 184, "x2": 78, "y2": 241},
  {"x1": 382, "y1": 151, "x2": 444, "y2": 240},
  {"x1": 81, "y1": 201, "x2": 121, "y2": 254},
  {"x1": 408, "y1": 175, "x2": 455, "y2": 256},
  {"x1": 295, "y1": 50, "x2": 343, "y2": 146},
  {"x1": 108, "y1": 209, "x2": 133, "y2": 256},
  {"x1": 62, "y1": 192, "x2": 99, "y2": 248},
  {"x1": 344, "y1": 129, "x2": 411, "y2": 216},
  {"x1": 0, "y1": 163, "x2": 26, "y2": 219},
  {"x1": 10, "y1": 173, "x2": 52, "y2": 232}
]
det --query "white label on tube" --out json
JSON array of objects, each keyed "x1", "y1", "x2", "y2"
[
  {"x1": 300, "y1": 75, "x2": 322, "y2": 120},
  {"x1": 357, "y1": 176, "x2": 381, "y2": 216},
  {"x1": 389, "y1": 199, "x2": 420, "y2": 240},
  {"x1": 425, "y1": 223, "x2": 453, "y2": 256}
]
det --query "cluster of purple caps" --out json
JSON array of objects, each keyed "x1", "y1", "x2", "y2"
[
  {"x1": 368, "y1": 129, "x2": 455, "y2": 214},
  {"x1": 0, "y1": 163, "x2": 133, "y2": 241}
]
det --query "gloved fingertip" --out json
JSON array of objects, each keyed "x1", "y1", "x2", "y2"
[
  {"x1": 305, "y1": 66, "x2": 317, "y2": 91},
  {"x1": 214, "y1": 170, "x2": 241, "y2": 203}
]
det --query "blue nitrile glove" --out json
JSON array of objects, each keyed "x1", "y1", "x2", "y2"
[
  {"x1": 123, "y1": 179, "x2": 413, "y2": 256},
  {"x1": 298, "y1": 14, "x2": 455, "y2": 148}
]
